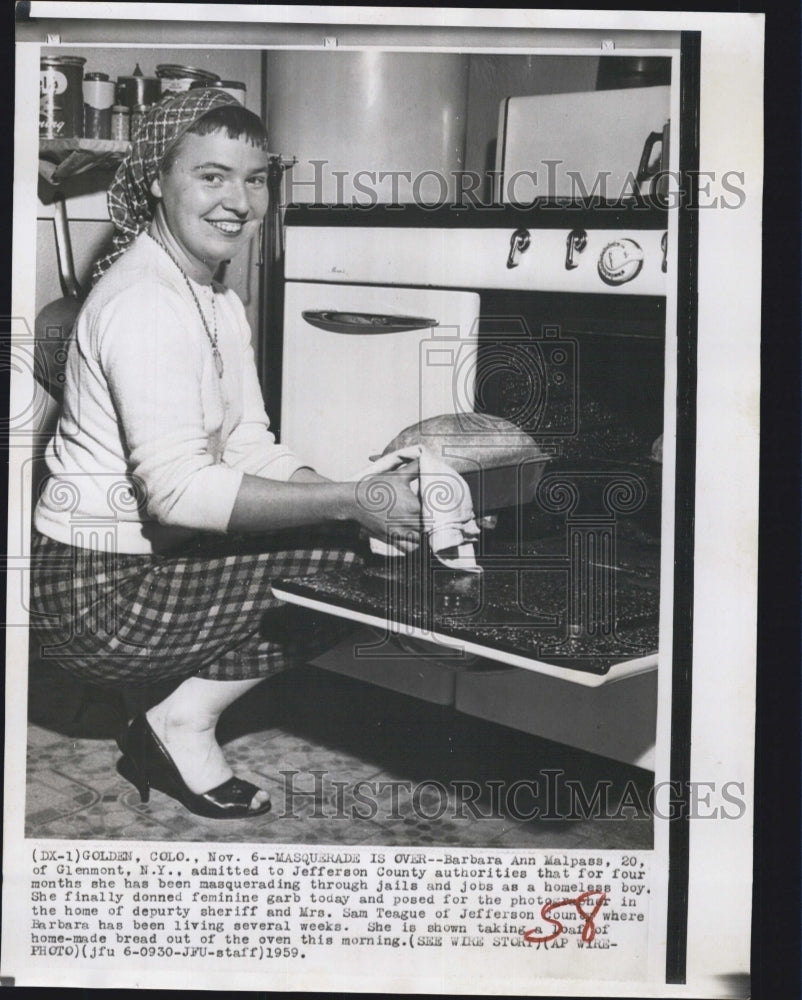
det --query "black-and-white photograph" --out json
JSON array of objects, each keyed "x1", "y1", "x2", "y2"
[
  {"x1": 25, "y1": 37, "x2": 678, "y2": 848},
  {"x1": 5, "y1": 5, "x2": 763, "y2": 995}
]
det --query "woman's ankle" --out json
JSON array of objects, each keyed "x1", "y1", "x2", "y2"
[
  {"x1": 146, "y1": 702, "x2": 218, "y2": 738},
  {"x1": 146, "y1": 676, "x2": 264, "y2": 738}
]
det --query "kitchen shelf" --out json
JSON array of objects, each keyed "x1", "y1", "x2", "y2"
[{"x1": 39, "y1": 138, "x2": 131, "y2": 185}]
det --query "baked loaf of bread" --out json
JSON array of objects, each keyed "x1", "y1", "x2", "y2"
[{"x1": 382, "y1": 412, "x2": 545, "y2": 473}]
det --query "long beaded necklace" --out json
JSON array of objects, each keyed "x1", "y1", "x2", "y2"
[{"x1": 148, "y1": 233, "x2": 225, "y2": 379}]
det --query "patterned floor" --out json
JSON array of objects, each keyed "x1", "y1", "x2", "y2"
[{"x1": 26, "y1": 659, "x2": 653, "y2": 847}]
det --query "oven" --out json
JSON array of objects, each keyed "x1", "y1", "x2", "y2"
[{"x1": 272, "y1": 203, "x2": 668, "y2": 771}]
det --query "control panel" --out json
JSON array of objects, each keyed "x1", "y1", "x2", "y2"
[
  {"x1": 285, "y1": 224, "x2": 669, "y2": 297},
  {"x1": 504, "y1": 226, "x2": 668, "y2": 292}
]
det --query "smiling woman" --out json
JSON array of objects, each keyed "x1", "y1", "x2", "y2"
[
  {"x1": 151, "y1": 125, "x2": 269, "y2": 276},
  {"x1": 30, "y1": 90, "x2": 424, "y2": 821}
]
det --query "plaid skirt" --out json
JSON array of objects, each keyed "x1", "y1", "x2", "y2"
[{"x1": 29, "y1": 527, "x2": 360, "y2": 687}]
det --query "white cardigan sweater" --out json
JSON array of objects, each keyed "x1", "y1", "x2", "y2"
[{"x1": 35, "y1": 234, "x2": 305, "y2": 553}]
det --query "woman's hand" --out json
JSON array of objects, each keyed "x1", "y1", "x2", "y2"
[
  {"x1": 287, "y1": 457, "x2": 425, "y2": 551},
  {"x1": 352, "y1": 459, "x2": 423, "y2": 553}
]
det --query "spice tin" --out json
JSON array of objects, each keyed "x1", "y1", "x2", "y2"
[
  {"x1": 116, "y1": 64, "x2": 160, "y2": 108},
  {"x1": 157, "y1": 63, "x2": 221, "y2": 95},
  {"x1": 40, "y1": 56, "x2": 86, "y2": 138},
  {"x1": 83, "y1": 72, "x2": 116, "y2": 139},
  {"x1": 111, "y1": 105, "x2": 130, "y2": 141}
]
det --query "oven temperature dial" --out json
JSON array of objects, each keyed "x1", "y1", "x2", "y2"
[{"x1": 598, "y1": 238, "x2": 644, "y2": 285}]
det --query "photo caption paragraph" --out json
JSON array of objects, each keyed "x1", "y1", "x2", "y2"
[{"x1": 18, "y1": 843, "x2": 654, "y2": 982}]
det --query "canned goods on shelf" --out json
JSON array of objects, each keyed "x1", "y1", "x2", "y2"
[
  {"x1": 156, "y1": 64, "x2": 221, "y2": 94},
  {"x1": 40, "y1": 55, "x2": 86, "y2": 138},
  {"x1": 116, "y1": 65, "x2": 160, "y2": 108},
  {"x1": 83, "y1": 72, "x2": 116, "y2": 139},
  {"x1": 111, "y1": 104, "x2": 130, "y2": 141}
]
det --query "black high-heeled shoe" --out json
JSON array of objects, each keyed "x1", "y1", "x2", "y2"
[{"x1": 117, "y1": 714, "x2": 271, "y2": 819}]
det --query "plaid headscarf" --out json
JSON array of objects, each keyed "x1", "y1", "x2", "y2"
[{"x1": 92, "y1": 88, "x2": 242, "y2": 283}]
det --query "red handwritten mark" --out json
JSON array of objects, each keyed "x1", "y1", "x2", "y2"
[{"x1": 523, "y1": 890, "x2": 607, "y2": 944}]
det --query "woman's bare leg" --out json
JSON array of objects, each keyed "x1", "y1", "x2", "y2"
[{"x1": 145, "y1": 676, "x2": 270, "y2": 807}]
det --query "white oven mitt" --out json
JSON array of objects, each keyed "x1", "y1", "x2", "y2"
[{"x1": 349, "y1": 445, "x2": 482, "y2": 573}]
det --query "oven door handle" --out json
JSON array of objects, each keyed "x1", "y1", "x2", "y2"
[{"x1": 301, "y1": 310, "x2": 439, "y2": 334}]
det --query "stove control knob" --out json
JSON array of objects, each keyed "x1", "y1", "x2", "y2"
[{"x1": 597, "y1": 238, "x2": 644, "y2": 285}]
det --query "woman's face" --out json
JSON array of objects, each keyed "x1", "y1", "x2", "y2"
[{"x1": 151, "y1": 129, "x2": 269, "y2": 275}]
